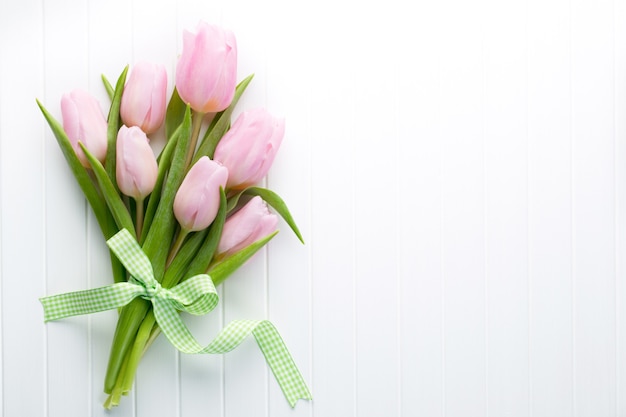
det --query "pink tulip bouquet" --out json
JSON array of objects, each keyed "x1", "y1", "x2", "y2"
[{"x1": 37, "y1": 21, "x2": 309, "y2": 409}]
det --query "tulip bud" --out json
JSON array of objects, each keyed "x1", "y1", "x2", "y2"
[
  {"x1": 217, "y1": 196, "x2": 278, "y2": 258},
  {"x1": 173, "y1": 156, "x2": 228, "y2": 232},
  {"x1": 120, "y1": 62, "x2": 168, "y2": 134},
  {"x1": 116, "y1": 126, "x2": 158, "y2": 200},
  {"x1": 175, "y1": 21, "x2": 237, "y2": 114},
  {"x1": 213, "y1": 109, "x2": 284, "y2": 190},
  {"x1": 61, "y1": 89, "x2": 108, "y2": 168}
]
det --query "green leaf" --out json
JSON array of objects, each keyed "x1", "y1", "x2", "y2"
[
  {"x1": 36, "y1": 100, "x2": 126, "y2": 283},
  {"x1": 105, "y1": 65, "x2": 129, "y2": 185},
  {"x1": 242, "y1": 187, "x2": 304, "y2": 243},
  {"x1": 142, "y1": 105, "x2": 193, "y2": 282},
  {"x1": 36, "y1": 100, "x2": 111, "y2": 234},
  {"x1": 109, "y1": 251, "x2": 127, "y2": 283},
  {"x1": 140, "y1": 128, "x2": 180, "y2": 243},
  {"x1": 160, "y1": 228, "x2": 209, "y2": 289},
  {"x1": 225, "y1": 189, "x2": 245, "y2": 213},
  {"x1": 102, "y1": 74, "x2": 114, "y2": 100},
  {"x1": 165, "y1": 88, "x2": 187, "y2": 140},
  {"x1": 193, "y1": 74, "x2": 254, "y2": 162},
  {"x1": 80, "y1": 143, "x2": 136, "y2": 239},
  {"x1": 207, "y1": 231, "x2": 278, "y2": 287}
]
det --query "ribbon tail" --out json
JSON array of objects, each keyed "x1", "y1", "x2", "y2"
[
  {"x1": 40, "y1": 282, "x2": 144, "y2": 322},
  {"x1": 252, "y1": 321, "x2": 312, "y2": 407},
  {"x1": 152, "y1": 298, "x2": 311, "y2": 407},
  {"x1": 152, "y1": 297, "x2": 206, "y2": 353}
]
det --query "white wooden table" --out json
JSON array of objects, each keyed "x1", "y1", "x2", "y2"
[{"x1": 1, "y1": 0, "x2": 625, "y2": 416}]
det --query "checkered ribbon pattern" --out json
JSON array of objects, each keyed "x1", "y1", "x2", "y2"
[{"x1": 40, "y1": 229, "x2": 311, "y2": 407}]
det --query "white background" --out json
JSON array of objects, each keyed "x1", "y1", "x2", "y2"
[{"x1": 0, "y1": 0, "x2": 625, "y2": 416}]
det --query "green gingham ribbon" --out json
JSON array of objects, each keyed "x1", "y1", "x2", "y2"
[{"x1": 40, "y1": 229, "x2": 311, "y2": 407}]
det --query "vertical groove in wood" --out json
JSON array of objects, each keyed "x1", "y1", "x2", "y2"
[
  {"x1": 0, "y1": 5, "x2": 3, "y2": 410},
  {"x1": 40, "y1": 2, "x2": 49, "y2": 415},
  {"x1": 351, "y1": 92, "x2": 358, "y2": 417},
  {"x1": 306, "y1": 60, "x2": 314, "y2": 417},
  {"x1": 482, "y1": 14, "x2": 490, "y2": 416},
  {"x1": 350, "y1": 37, "x2": 358, "y2": 417},
  {"x1": 614, "y1": 5, "x2": 619, "y2": 412},
  {"x1": 569, "y1": 5, "x2": 576, "y2": 415},
  {"x1": 525, "y1": 2, "x2": 532, "y2": 414},
  {"x1": 439, "y1": 42, "x2": 446, "y2": 417},
  {"x1": 615, "y1": 0, "x2": 626, "y2": 413},
  {"x1": 393, "y1": 29, "x2": 402, "y2": 416}
]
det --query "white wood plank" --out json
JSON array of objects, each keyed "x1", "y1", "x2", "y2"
[
  {"x1": 179, "y1": 310, "x2": 225, "y2": 417},
  {"x1": 438, "y1": 1, "x2": 487, "y2": 416},
  {"x1": 134, "y1": 336, "x2": 178, "y2": 417},
  {"x1": 41, "y1": 1, "x2": 91, "y2": 416},
  {"x1": 0, "y1": 2, "x2": 5, "y2": 409},
  {"x1": 527, "y1": 0, "x2": 574, "y2": 415},
  {"x1": 88, "y1": 0, "x2": 133, "y2": 106},
  {"x1": 571, "y1": 0, "x2": 617, "y2": 415},
  {"x1": 306, "y1": 2, "x2": 357, "y2": 416},
  {"x1": 396, "y1": 1, "x2": 444, "y2": 415},
  {"x1": 175, "y1": 0, "x2": 223, "y2": 34},
  {"x1": 616, "y1": 0, "x2": 626, "y2": 414},
  {"x1": 0, "y1": 1, "x2": 47, "y2": 416},
  {"x1": 352, "y1": 4, "x2": 400, "y2": 417},
  {"x1": 131, "y1": 0, "x2": 178, "y2": 66},
  {"x1": 483, "y1": 1, "x2": 530, "y2": 416}
]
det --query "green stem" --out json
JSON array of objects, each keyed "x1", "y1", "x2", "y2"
[
  {"x1": 184, "y1": 111, "x2": 205, "y2": 171},
  {"x1": 102, "y1": 109, "x2": 196, "y2": 404},
  {"x1": 119, "y1": 310, "x2": 157, "y2": 394},
  {"x1": 166, "y1": 229, "x2": 190, "y2": 268},
  {"x1": 143, "y1": 325, "x2": 162, "y2": 355},
  {"x1": 104, "y1": 299, "x2": 151, "y2": 393},
  {"x1": 103, "y1": 348, "x2": 131, "y2": 409},
  {"x1": 135, "y1": 197, "x2": 145, "y2": 238}
]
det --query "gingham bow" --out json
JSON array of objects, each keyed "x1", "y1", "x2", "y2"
[{"x1": 40, "y1": 229, "x2": 311, "y2": 407}]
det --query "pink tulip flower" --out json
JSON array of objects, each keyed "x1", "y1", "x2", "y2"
[
  {"x1": 175, "y1": 21, "x2": 237, "y2": 114},
  {"x1": 61, "y1": 89, "x2": 108, "y2": 168},
  {"x1": 213, "y1": 109, "x2": 284, "y2": 190},
  {"x1": 216, "y1": 196, "x2": 278, "y2": 258},
  {"x1": 173, "y1": 156, "x2": 228, "y2": 232},
  {"x1": 116, "y1": 126, "x2": 158, "y2": 200},
  {"x1": 120, "y1": 62, "x2": 168, "y2": 134}
]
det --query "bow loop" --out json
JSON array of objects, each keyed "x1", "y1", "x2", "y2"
[
  {"x1": 107, "y1": 228, "x2": 158, "y2": 288},
  {"x1": 168, "y1": 274, "x2": 219, "y2": 315}
]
